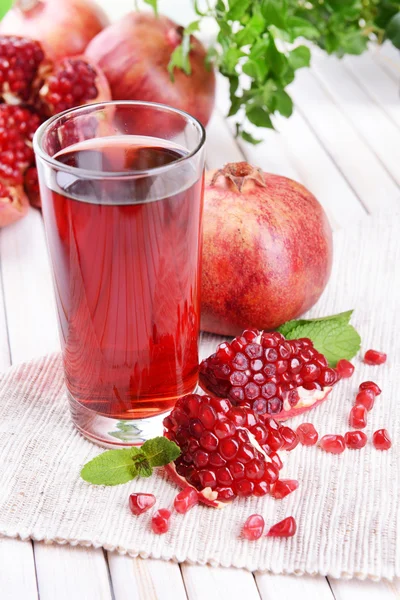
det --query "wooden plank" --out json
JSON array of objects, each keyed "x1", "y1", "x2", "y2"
[
  {"x1": 329, "y1": 578, "x2": 399, "y2": 599},
  {"x1": 372, "y1": 42, "x2": 400, "y2": 81},
  {"x1": 311, "y1": 51, "x2": 400, "y2": 186},
  {"x1": 206, "y1": 108, "x2": 245, "y2": 169},
  {"x1": 343, "y1": 52, "x2": 400, "y2": 131},
  {"x1": 255, "y1": 573, "x2": 335, "y2": 600},
  {"x1": 181, "y1": 564, "x2": 260, "y2": 600},
  {"x1": 34, "y1": 544, "x2": 112, "y2": 600},
  {"x1": 289, "y1": 68, "x2": 400, "y2": 213},
  {"x1": 0, "y1": 538, "x2": 39, "y2": 600},
  {"x1": 108, "y1": 554, "x2": 187, "y2": 600}
]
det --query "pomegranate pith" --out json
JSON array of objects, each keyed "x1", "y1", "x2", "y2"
[
  {"x1": 336, "y1": 359, "x2": 355, "y2": 378},
  {"x1": 319, "y1": 435, "x2": 346, "y2": 454},
  {"x1": 267, "y1": 516, "x2": 297, "y2": 538},
  {"x1": 199, "y1": 330, "x2": 336, "y2": 420},
  {"x1": 129, "y1": 493, "x2": 156, "y2": 516},
  {"x1": 344, "y1": 431, "x2": 367, "y2": 449},
  {"x1": 151, "y1": 509, "x2": 171, "y2": 534},
  {"x1": 364, "y1": 350, "x2": 387, "y2": 366},
  {"x1": 296, "y1": 423, "x2": 318, "y2": 446},
  {"x1": 359, "y1": 381, "x2": 381, "y2": 396},
  {"x1": 373, "y1": 429, "x2": 391, "y2": 450},
  {"x1": 271, "y1": 479, "x2": 299, "y2": 499},
  {"x1": 242, "y1": 514, "x2": 265, "y2": 540},
  {"x1": 349, "y1": 405, "x2": 367, "y2": 429}
]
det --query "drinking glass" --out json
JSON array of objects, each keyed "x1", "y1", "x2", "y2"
[{"x1": 34, "y1": 101, "x2": 205, "y2": 446}]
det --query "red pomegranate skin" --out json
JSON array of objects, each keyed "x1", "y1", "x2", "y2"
[
  {"x1": 85, "y1": 12, "x2": 215, "y2": 127},
  {"x1": 201, "y1": 166, "x2": 333, "y2": 336}
]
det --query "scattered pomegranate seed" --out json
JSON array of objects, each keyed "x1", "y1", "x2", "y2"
[
  {"x1": 336, "y1": 359, "x2": 355, "y2": 378},
  {"x1": 319, "y1": 435, "x2": 346, "y2": 454},
  {"x1": 280, "y1": 426, "x2": 299, "y2": 451},
  {"x1": 266, "y1": 516, "x2": 297, "y2": 538},
  {"x1": 270, "y1": 452, "x2": 283, "y2": 470},
  {"x1": 355, "y1": 389, "x2": 375, "y2": 411},
  {"x1": 271, "y1": 479, "x2": 299, "y2": 499},
  {"x1": 364, "y1": 350, "x2": 387, "y2": 366},
  {"x1": 296, "y1": 423, "x2": 318, "y2": 446},
  {"x1": 349, "y1": 405, "x2": 367, "y2": 429},
  {"x1": 129, "y1": 493, "x2": 156, "y2": 516},
  {"x1": 174, "y1": 487, "x2": 198, "y2": 514},
  {"x1": 242, "y1": 514, "x2": 265, "y2": 540},
  {"x1": 151, "y1": 509, "x2": 171, "y2": 534},
  {"x1": 372, "y1": 429, "x2": 392, "y2": 450},
  {"x1": 344, "y1": 431, "x2": 367, "y2": 450},
  {"x1": 359, "y1": 381, "x2": 381, "y2": 396}
]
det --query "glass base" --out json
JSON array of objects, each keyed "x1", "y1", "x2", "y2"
[{"x1": 68, "y1": 392, "x2": 168, "y2": 448}]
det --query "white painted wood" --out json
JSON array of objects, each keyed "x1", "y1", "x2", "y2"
[
  {"x1": 343, "y1": 52, "x2": 400, "y2": 131},
  {"x1": 34, "y1": 544, "x2": 112, "y2": 600},
  {"x1": 0, "y1": 538, "x2": 38, "y2": 600},
  {"x1": 311, "y1": 51, "x2": 400, "y2": 186},
  {"x1": 255, "y1": 573, "x2": 335, "y2": 600},
  {"x1": 289, "y1": 68, "x2": 400, "y2": 212},
  {"x1": 108, "y1": 554, "x2": 187, "y2": 600},
  {"x1": 181, "y1": 564, "x2": 260, "y2": 600},
  {"x1": 329, "y1": 578, "x2": 399, "y2": 599},
  {"x1": 372, "y1": 42, "x2": 400, "y2": 82},
  {"x1": 205, "y1": 108, "x2": 245, "y2": 170}
]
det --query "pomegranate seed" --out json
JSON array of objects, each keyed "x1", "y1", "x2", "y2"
[
  {"x1": 355, "y1": 389, "x2": 375, "y2": 411},
  {"x1": 0, "y1": 36, "x2": 44, "y2": 103},
  {"x1": 280, "y1": 426, "x2": 299, "y2": 451},
  {"x1": 296, "y1": 423, "x2": 318, "y2": 446},
  {"x1": 336, "y1": 359, "x2": 355, "y2": 378},
  {"x1": 214, "y1": 418, "x2": 236, "y2": 439},
  {"x1": 245, "y1": 459, "x2": 265, "y2": 481},
  {"x1": 174, "y1": 488, "x2": 198, "y2": 514},
  {"x1": 198, "y1": 404, "x2": 217, "y2": 429},
  {"x1": 359, "y1": 381, "x2": 381, "y2": 396},
  {"x1": 234, "y1": 479, "x2": 254, "y2": 497},
  {"x1": 253, "y1": 481, "x2": 270, "y2": 496},
  {"x1": 216, "y1": 466, "x2": 233, "y2": 486},
  {"x1": 269, "y1": 452, "x2": 283, "y2": 470},
  {"x1": 271, "y1": 479, "x2": 299, "y2": 499},
  {"x1": 263, "y1": 463, "x2": 279, "y2": 484},
  {"x1": 349, "y1": 405, "x2": 367, "y2": 429},
  {"x1": 218, "y1": 487, "x2": 235, "y2": 502},
  {"x1": 319, "y1": 435, "x2": 345, "y2": 454},
  {"x1": 199, "y1": 431, "x2": 218, "y2": 452},
  {"x1": 198, "y1": 470, "x2": 217, "y2": 489},
  {"x1": 266, "y1": 516, "x2": 297, "y2": 538},
  {"x1": 242, "y1": 514, "x2": 265, "y2": 540},
  {"x1": 372, "y1": 429, "x2": 391, "y2": 450},
  {"x1": 344, "y1": 431, "x2": 367, "y2": 450},
  {"x1": 364, "y1": 349, "x2": 387, "y2": 366},
  {"x1": 129, "y1": 493, "x2": 156, "y2": 515},
  {"x1": 151, "y1": 509, "x2": 171, "y2": 534}
]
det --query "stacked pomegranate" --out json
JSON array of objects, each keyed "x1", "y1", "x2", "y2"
[{"x1": 0, "y1": 34, "x2": 111, "y2": 226}]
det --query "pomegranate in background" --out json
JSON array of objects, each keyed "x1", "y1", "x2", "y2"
[
  {"x1": 85, "y1": 12, "x2": 215, "y2": 128},
  {"x1": 201, "y1": 162, "x2": 333, "y2": 336},
  {"x1": 0, "y1": 0, "x2": 109, "y2": 61},
  {"x1": 0, "y1": 181, "x2": 29, "y2": 227}
]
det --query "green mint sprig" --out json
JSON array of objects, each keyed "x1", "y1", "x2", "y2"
[
  {"x1": 81, "y1": 437, "x2": 180, "y2": 486},
  {"x1": 277, "y1": 309, "x2": 361, "y2": 367}
]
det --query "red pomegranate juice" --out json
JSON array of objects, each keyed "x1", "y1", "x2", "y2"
[{"x1": 40, "y1": 136, "x2": 203, "y2": 419}]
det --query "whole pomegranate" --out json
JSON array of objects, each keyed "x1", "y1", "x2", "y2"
[
  {"x1": 0, "y1": 0, "x2": 109, "y2": 61},
  {"x1": 201, "y1": 163, "x2": 333, "y2": 336},
  {"x1": 85, "y1": 12, "x2": 215, "y2": 128}
]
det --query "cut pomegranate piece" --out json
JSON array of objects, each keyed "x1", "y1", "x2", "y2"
[
  {"x1": 364, "y1": 350, "x2": 387, "y2": 366},
  {"x1": 344, "y1": 431, "x2": 367, "y2": 450},
  {"x1": 372, "y1": 429, "x2": 391, "y2": 450},
  {"x1": 336, "y1": 359, "x2": 355, "y2": 378},
  {"x1": 319, "y1": 435, "x2": 345, "y2": 454},
  {"x1": 151, "y1": 509, "x2": 171, "y2": 534},
  {"x1": 280, "y1": 426, "x2": 299, "y2": 451},
  {"x1": 129, "y1": 493, "x2": 156, "y2": 516},
  {"x1": 359, "y1": 381, "x2": 381, "y2": 396},
  {"x1": 349, "y1": 405, "x2": 367, "y2": 429},
  {"x1": 355, "y1": 390, "x2": 375, "y2": 411},
  {"x1": 296, "y1": 423, "x2": 318, "y2": 446},
  {"x1": 164, "y1": 393, "x2": 282, "y2": 506},
  {"x1": 0, "y1": 105, "x2": 41, "y2": 184},
  {"x1": 242, "y1": 514, "x2": 265, "y2": 540},
  {"x1": 271, "y1": 479, "x2": 299, "y2": 499},
  {"x1": 266, "y1": 516, "x2": 297, "y2": 538},
  {"x1": 199, "y1": 330, "x2": 336, "y2": 420},
  {"x1": 174, "y1": 487, "x2": 198, "y2": 514},
  {"x1": 0, "y1": 35, "x2": 45, "y2": 104},
  {"x1": 0, "y1": 180, "x2": 29, "y2": 227}
]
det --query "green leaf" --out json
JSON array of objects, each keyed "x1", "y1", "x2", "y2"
[
  {"x1": 286, "y1": 16, "x2": 320, "y2": 40},
  {"x1": 274, "y1": 89, "x2": 293, "y2": 117},
  {"x1": 277, "y1": 310, "x2": 360, "y2": 366},
  {"x1": 143, "y1": 0, "x2": 158, "y2": 16},
  {"x1": 227, "y1": 0, "x2": 251, "y2": 21},
  {"x1": 261, "y1": 0, "x2": 287, "y2": 29},
  {"x1": 168, "y1": 21, "x2": 201, "y2": 80},
  {"x1": 246, "y1": 105, "x2": 273, "y2": 128},
  {"x1": 80, "y1": 448, "x2": 140, "y2": 486},
  {"x1": 386, "y1": 13, "x2": 400, "y2": 49},
  {"x1": 288, "y1": 45, "x2": 311, "y2": 70},
  {"x1": 141, "y1": 437, "x2": 180, "y2": 467},
  {"x1": 0, "y1": 0, "x2": 12, "y2": 19},
  {"x1": 337, "y1": 30, "x2": 369, "y2": 55},
  {"x1": 240, "y1": 129, "x2": 263, "y2": 144},
  {"x1": 266, "y1": 36, "x2": 288, "y2": 77}
]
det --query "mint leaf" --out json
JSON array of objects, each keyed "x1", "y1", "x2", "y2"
[
  {"x1": 141, "y1": 437, "x2": 180, "y2": 467},
  {"x1": 0, "y1": 0, "x2": 12, "y2": 20},
  {"x1": 277, "y1": 310, "x2": 360, "y2": 367},
  {"x1": 168, "y1": 21, "x2": 200, "y2": 80},
  {"x1": 80, "y1": 448, "x2": 140, "y2": 486},
  {"x1": 288, "y1": 45, "x2": 311, "y2": 70},
  {"x1": 261, "y1": 0, "x2": 287, "y2": 30}
]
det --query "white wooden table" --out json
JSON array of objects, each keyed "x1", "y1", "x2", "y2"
[{"x1": 1, "y1": 1, "x2": 400, "y2": 598}]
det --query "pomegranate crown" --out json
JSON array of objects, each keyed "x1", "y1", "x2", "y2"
[{"x1": 210, "y1": 162, "x2": 267, "y2": 192}]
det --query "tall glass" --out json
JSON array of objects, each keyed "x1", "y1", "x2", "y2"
[{"x1": 34, "y1": 101, "x2": 205, "y2": 447}]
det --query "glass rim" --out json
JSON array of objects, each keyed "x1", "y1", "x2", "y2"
[{"x1": 33, "y1": 100, "x2": 206, "y2": 180}]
